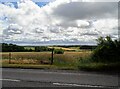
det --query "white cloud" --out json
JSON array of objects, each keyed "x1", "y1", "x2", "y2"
[
  {"x1": 76, "y1": 20, "x2": 89, "y2": 28},
  {"x1": 0, "y1": 0, "x2": 118, "y2": 45},
  {"x1": 93, "y1": 19, "x2": 118, "y2": 36},
  {"x1": 82, "y1": 0, "x2": 119, "y2": 2}
]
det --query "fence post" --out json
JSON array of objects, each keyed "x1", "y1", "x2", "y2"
[
  {"x1": 9, "y1": 53, "x2": 11, "y2": 64},
  {"x1": 51, "y1": 48, "x2": 54, "y2": 65}
]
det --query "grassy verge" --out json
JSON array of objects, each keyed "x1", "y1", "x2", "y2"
[
  {"x1": 1, "y1": 63, "x2": 78, "y2": 70},
  {"x1": 78, "y1": 61, "x2": 120, "y2": 71},
  {"x1": 1, "y1": 62, "x2": 120, "y2": 72},
  {"x1": 2, "y1": 62, "x2": 120, "y2": 72}
]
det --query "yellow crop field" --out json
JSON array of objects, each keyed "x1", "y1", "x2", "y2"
[
  {"x1": 48, "y1": 47, "x2": 77, "y2": 51},
  {"x1": 1, "y1": 51, "x2": 91, "y2": 65}
]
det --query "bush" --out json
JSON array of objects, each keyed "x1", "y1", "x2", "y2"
[
  {"x1": 35, "y1": 46, "x2": 50, "y2": 52},
  {"x1": 78, "y1": 36, "x2": 120, "y2": 71},
  {"x1": 91, "y1": 36, "x2": 120, "y2": 63},
  {"x1": 54, "y1": 49, "x2": 64, "y2": 54}
]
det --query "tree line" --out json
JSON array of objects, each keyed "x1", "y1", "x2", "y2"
[
  {"x1": 2, "y1": 43, "x2": 25, "y2": 52},
  {"x1": 1, "y1": 43, "x2": 53, "y2": 52},
  {"x1": 1, "y1": 43, "x2": 96, "y2": 52}
]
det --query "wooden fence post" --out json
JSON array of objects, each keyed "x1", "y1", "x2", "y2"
[
  {"x1": 9, "y1": 53, "x2": 11, "y2": 64},
  {"x1": 51, "y1": 48, "x2": 54, "y2": 65}
]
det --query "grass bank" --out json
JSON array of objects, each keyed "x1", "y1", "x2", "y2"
[
  {"x1": 1, "y1": 63, "x2": 77, "y2": 70},
  {"x1": 78, "y1": 61, "x2": 120, "y2": 72}
]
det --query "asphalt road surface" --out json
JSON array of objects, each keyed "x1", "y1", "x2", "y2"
[{"x1": 1, "y1": 68, "x2": 120, "y2": 89}]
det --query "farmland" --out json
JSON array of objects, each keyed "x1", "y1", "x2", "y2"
[
  {"x1": 1, "y1": 51, "x2": 91, "y2": 69},
  {"x1": 1, "y1": 38, "x2": 119, "y2": 71}
]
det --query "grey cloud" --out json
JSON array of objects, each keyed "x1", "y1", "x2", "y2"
[
  {"x1": 80, "y1": 32, "x2": 99, "y2": 36},
  {"x1": 69, "y1": 38, "x2": 79, "y2": 41},
  {"x1": 3, "y1": 28, "x2": 22, "y2": 35},
  {"x1": 77, "y1": 28, "x2": 104, "y2": 37},
  {"x1": 64, "y1": 33, "x2": 71, "y2": 36},
  {"x1": 49, "y1": 26, "x2": 63, "y2": 33},
  {"x1": 8, "y1": 30, "x2": 22, "y2": 34},
  {"x1": 42, "y1": 36, "x2": 49, "y2": 39},
  {"x1": 67, "y1": 29, "x2": 74, "y2": 32},
  {"x1": 50, "y1": 29, "x2": 60, "y2": 33},
  {"x1": 57, "y1": 20, "x2": 93, "y2": 29},
  {"x1": 35, "y1": 28, "x2": 44, "y2": 33},
  {"x1": 3, "y1": 24, "x2": 23, "y2": 35},
  {"x1": 1, "y1": 1, "x2": 118, "y2": 45},
  {"x1": 78, "y1": 20, "x2": 95, "y2": 29},
  {"x1": 52, "y1": 2, "x2": 117, "y2": 20},
  {"x1": 58, "y1": 21, "x2": 78, "y2": 28}
]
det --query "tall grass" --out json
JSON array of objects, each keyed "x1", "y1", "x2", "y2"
[
  {"x1": 78, "y1": 54, "x2": 120, "y2": 71},
  {"x1": 1, "y1": 51, "x2": 91, "y2": 68}
]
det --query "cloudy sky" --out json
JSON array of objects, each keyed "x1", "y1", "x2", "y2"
[{"x1": 0, "y1": 0, "x2": 119, "y2": 45}]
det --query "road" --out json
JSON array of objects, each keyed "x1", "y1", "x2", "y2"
[{"x1": 1, "y1": 68, "x2": 120, "y2": 88}]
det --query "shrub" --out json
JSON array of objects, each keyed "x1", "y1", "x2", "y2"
[
  {"x1": 35, "y1": 46, "x2": 51, "y2": 52},
  {"x1": 54, "y1": 49, "x2": 64, "y2": 54},
  {"x1": 91, "y1": 36, "x2": 120, "y2": 63}
]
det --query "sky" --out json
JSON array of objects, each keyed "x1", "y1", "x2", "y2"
[{"x1": 0, "y1": 0, "x2": 119, "y2": 45}]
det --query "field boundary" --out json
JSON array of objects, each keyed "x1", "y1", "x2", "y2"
[
  {"x1": 1, "y1": 64, "x2": 77, "y2": 70},
  {"x1": 1, "y1": 64, "x2": 120, "y2": 75}
]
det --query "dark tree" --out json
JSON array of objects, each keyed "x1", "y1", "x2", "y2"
[
  {"x1": 2, "y1": 43, "x2": 25, "y2": 52},
  {"x1": 91, "y1": 36, "x2": 120, "y2": 63}
]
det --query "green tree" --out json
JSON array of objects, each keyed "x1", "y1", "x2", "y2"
[
  {"x1": 91, "y1": 36, "x2": 120, "y2": 63},
  {"x1": 2, "y1": 43, "x2": 25, "y2": 52}
]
